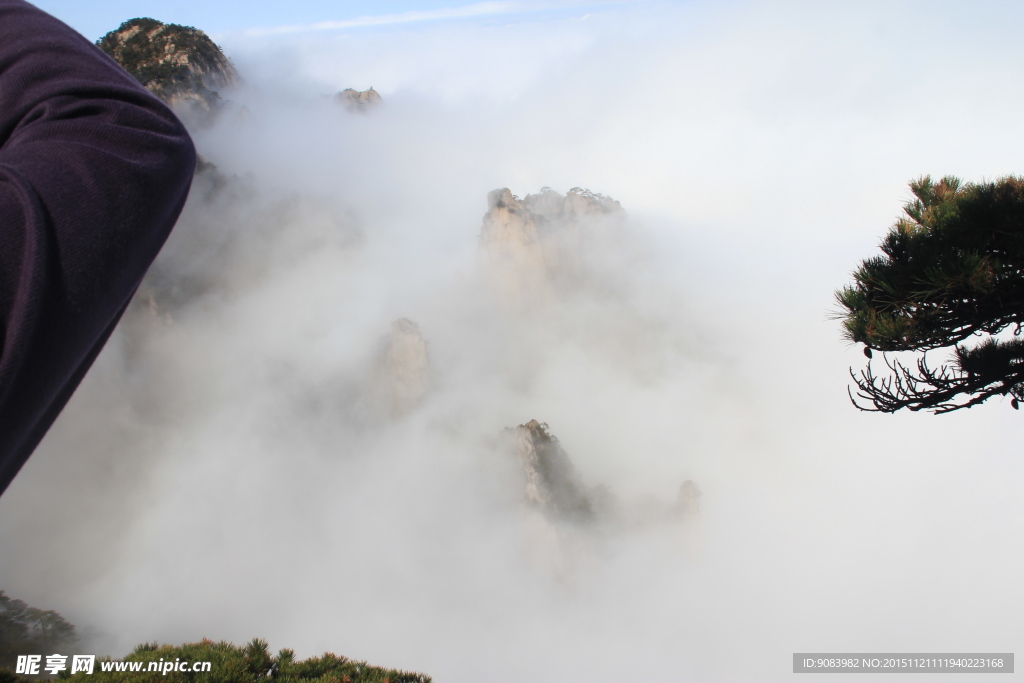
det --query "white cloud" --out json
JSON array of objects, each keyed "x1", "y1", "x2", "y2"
[{"x1": 241, "y1": 0, "x2": 612, "y2": 36}]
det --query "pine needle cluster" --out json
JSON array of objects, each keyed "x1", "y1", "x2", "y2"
[{"x1": 837, "y1": 175, "x2": 1024, "y2": 412}]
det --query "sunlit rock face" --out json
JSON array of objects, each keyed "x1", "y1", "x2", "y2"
[
  {"x1": 479, "y1": 189, "x2": 550, "y2": 305},
  {"x1": 337, "y1": 87, "x2": 382, "y2": 112},
  {"x1": 479, "y1": 187, "x2": 624, "y2": 306},
  {"x1": 97, "y1": 18, "x2": 238, "y2": 118},
  {"x1": 372, "y1": 318, "x2": 433, "y2": 417},
  {"x1": 505, "y1": 420, "x2": 594, "y2": 522}
]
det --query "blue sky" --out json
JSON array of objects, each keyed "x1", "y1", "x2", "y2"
[{"x1": 31, "y1": 0, "x2": 632, "y2": 41}]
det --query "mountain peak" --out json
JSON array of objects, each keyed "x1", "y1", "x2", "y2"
[
  {"x1": 97, "y1": 18, "x2": 238, "y2": 113},
  {"x1": 337, "y1": 87, "x2": 383, "y2": 112}
]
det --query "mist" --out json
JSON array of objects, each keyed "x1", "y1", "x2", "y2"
[{"x1": 3, "y1": 2, "x2": 1024, "y2": 681}]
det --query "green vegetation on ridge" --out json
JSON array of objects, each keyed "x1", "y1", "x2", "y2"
[
  {"x1": 0, "y1": 591, "x2": 77, "y2": 672},
  {"x1": 55, "y1": 639, "x2": 431, "y2": 683},
  {"x1": 2, "y1": 592, "x2": 429, "y2": 682}
]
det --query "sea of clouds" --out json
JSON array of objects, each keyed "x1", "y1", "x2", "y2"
[{"x1": 3, "y1": 2, "x2": 1024, "y2": 681}]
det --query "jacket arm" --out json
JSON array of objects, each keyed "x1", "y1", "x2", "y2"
[{"x1": 0, "y1": 0, "x2": 196, "y2": 495}]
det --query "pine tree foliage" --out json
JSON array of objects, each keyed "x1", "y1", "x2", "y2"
[
  {"x1": 0, "y1": 591, "x2": 77, "y2": 671},
  {"x1": 837, "y1": 175, "x2": 1024, "y2": 412}
]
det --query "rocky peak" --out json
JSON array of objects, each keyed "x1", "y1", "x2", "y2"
[
  {"x1": 502, "y1": 419, "x2": 702, "y2": 533},
  {"x1": 479, "y1": 187, "x2": 624, "y2": 305},
  {"x1": 337, "y1": 87, "x2": 382, "y2": 112},
  {"x1": 373, "y1": 318, "x2": 432, "y2": 417},
  {"x1": 523, "y1": 186, "x2": 622, "y2": 225},
  {"x1": 480, "y1": 190, "x2": 543, "y2": 257},
  {"x1": 97, "y1": 18, "x2": 237, "y2": 114},
  {"x1": 506, "y1": 420, "x2": 594, "y2": 521},
  {"x1": 479, "y1": 190, "x2": 549, "y2": 305}
]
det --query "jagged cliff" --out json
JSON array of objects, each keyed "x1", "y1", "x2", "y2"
[
  {"x1": 479, "y1": 187, "x2": 624, "y2": 304},
  {"x1": 97, "y1": 18, "x2": 238, "y2": 114},
  {"x1": 505, "y1": 420, "x2": 594, "y2": 521},
  {"x1": 504, "y1": 420, "x2": 700, "y2": 527}
]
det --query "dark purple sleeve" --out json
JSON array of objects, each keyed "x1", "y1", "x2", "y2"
[{"x1": 0, "y1": 0, "x2": 196, "y2": 495}]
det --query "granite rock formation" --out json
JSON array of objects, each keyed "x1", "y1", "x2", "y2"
[
  {"x1": 503, "y1": 420, "x2": 700, "y2": 529},
  {"x1": 479, "y1": 187, "x2": 623, "y2": 305},
  {"x1": 505, "y1": 420, "x2": 594, "y2": 522},
  {"x1": 337, "y1": 87, "x2": 383, "y2": 112},
  {"x1": 97, "y1": 18, "x2": 238, "y2": 116}
]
